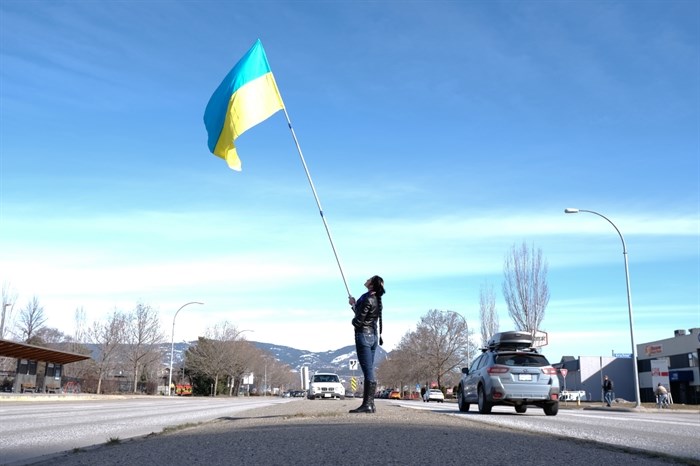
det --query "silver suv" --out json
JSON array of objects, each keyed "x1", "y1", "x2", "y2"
[{"x1": 457, "y1": 331, "x2": 560, "y2": 416}]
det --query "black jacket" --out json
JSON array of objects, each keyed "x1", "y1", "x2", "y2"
[{"x1": 351, "y1": 291, "x2": 381, "y2": 332}]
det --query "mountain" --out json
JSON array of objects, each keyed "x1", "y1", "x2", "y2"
[
  {"x1": 166, "y1": 341, "x2": 389, "y2": 376},
  {"x1": 253, "y1": 342, "x2": 389, "y2": 376}
]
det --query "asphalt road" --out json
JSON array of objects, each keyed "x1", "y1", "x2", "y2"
[
  {"x1": 401, "y1": 400, "x2": 700, "y2": 463},
  {"x1": 1, "y1": 397, "x2": 698, "y2": 466},
  {"x1": 1, "y1": 395, "x2": 290, "y2": 465}
]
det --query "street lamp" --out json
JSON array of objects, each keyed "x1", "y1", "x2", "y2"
[
  {"x1": 564, "y1": 208, "x2": 641, "y2": 408},
  {"x1": 168, "y1": 301, "x2": 204, "y2": 396}
]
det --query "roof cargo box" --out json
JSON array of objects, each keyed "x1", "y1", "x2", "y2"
[{"x1": 487, "y1": 331, "x2": 533, "y2": 350}]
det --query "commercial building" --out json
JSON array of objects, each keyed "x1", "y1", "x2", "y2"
[
  {"x1": 554, "y1": 327, "x2": 699, "y2": 405},
  {"x1": 555, "y1": 355, "x2": 634, "y2": 402},
  {"x1": 636, "y1": 328, "x2": 699, "y2": 405}
]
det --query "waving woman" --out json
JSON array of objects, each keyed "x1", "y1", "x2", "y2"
[{"x1": 348, "y1": 275, "x2": 385, "y2": 414}]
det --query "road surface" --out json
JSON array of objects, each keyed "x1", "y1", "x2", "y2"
[{"x1": 1, "y1": 396, "x2": 697, "y2": 465}]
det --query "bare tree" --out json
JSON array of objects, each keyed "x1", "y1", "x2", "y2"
[
  {"x1": 502, "y1": 242, "x2": 550, "y2": 334},
  {"x1": 251, "y1": 350, "x2": 291, "y2": 396},
  {"x1": 88, "y1": 310, "x2": 128, "y2": 394},
  {"x1": 57, "y1": 308, "x2": 94, "y2": 383},
  {"x1": 380, "y1": 329, "x2": 429, "y2": 385},
  {"x1": 187, "y1": 321, "x2": 247, "y2": 396},
  {"x1": 376, "y1": 336, "x2": 422, "y2": 398},
  {"x1": 264, "y1": 357, "x2": 296, "y2": 394},
  {"x1": 377, "y1": 310, "x2": 473, "y2": 396},
  {"x1": 124, "y1": 303, "x2": 164, "y2": 393},
  {"x1": 33, "y1": 327, "x2": 71, "y2": 345},
  {"x1": 1, "y1": 282, "x2": 18, "y2": 339},
  {"x1": 227, "y1": 340, "x2": 260, "y2": 396},
  {"x1": 74, "y1": 307, "x2": 88, "y2": 343},
  {"x1": 187, "y1": 337, "x2": 223, "y2": 395},
  {"x1": 0, "y1": 283, "x2": 18, "y2": 376},
  {"x1": 412, "y1": 309, "x2": 471, "y2": 389},
  {"x1": 479, "y1": 282, "x2": 499, "y2": 347},
  {"x1": 18, "y1": 296, "x2": 48, "y2": 344}
]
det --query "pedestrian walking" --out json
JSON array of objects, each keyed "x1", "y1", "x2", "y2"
[{"x1": 602, "y1": 375, "x2": 614, "y2": 407}]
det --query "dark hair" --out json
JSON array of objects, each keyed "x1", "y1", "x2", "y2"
[
  {"x1": 370, "y1": 275, "x2": 385, "y2": 339},
  {"x1": 370, "y1": 275, "x2": 385, "y2": 297}
]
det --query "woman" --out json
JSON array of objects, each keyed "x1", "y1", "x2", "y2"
[{"x1": 348, "y1": 275, "x2": 385, "y2": 414}]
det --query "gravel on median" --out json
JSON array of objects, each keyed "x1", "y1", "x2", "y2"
[{"x1": 28, "y1": 399, "x2": 688, "y2": 466}]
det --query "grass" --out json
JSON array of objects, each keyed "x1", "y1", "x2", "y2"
[{"x1": 162, "y1": 422, "x2": 202, "y2": 434}]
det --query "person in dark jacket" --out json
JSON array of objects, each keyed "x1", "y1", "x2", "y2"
[
  {"x1": 348, "y1": 275, "x2": 385, "y2": 413},
  {"x1": 603, "y1": 375, "x2": 614, "y2": 407}
]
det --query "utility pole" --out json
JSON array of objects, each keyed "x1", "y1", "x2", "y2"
[{"x1": 1, "y1": 303, "x2": 11, "y2": 338}]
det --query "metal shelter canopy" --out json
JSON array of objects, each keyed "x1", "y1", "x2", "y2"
[{"x1": 0, "y1": 339, "x2": 91, "y2": 365}]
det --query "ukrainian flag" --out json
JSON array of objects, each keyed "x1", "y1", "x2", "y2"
[{"x1": 204, "y1": 40, "x2": 285, "y2": 171}]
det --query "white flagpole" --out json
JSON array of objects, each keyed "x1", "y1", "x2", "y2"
[{"x1": 280, "y1": 107, "x2": 352, "y2": 299}]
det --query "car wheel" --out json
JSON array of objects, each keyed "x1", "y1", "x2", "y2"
[
  {"x1": 543, "y1": 402, "x2": 559, "y2": 416},
  {"x1": 515, "y1": 404, "x2": 527, "y2": 414},
  {"x1": 477, "y1": 385, "x2": 492, "y2": 414},
  {"x1": 457, "y1": 387, "x2": 470, "y2": 412}
]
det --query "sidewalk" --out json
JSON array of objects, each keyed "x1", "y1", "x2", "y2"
[{"x1": 560, "y1": 400, "x2": 700, "y2": 413}]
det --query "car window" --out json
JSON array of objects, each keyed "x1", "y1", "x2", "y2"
[
  {"x1": 472, "y1": 354, "x2": 487, "y2": 371},
  {"x1": 468, "y1": 353, "x2": 482, "y2": 369},
  {"x1": 495, "y1": 354, "x2": 549, "y2": 366},
  {"x1": 313, "y1": 375, "x2": 339, "y2": 383}
]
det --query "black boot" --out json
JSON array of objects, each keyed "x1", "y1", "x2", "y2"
[
  {"x1": 349, "y1": 381, "x2": 376, "y2": 413},
  {"x1": 367, "y1": 381, "x2": 377, "y2": 412}
]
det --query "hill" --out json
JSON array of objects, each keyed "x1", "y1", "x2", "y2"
[{"x1": 159, "y1": 341, "x2": 389, "y2": 376}]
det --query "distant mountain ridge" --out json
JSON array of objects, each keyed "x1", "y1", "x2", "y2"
[
  {"x1": 160, "y1": 341, "x2": 389, "y2": 376},
  {"x1": 252, "y1": 341, "x2": 389, "y2": 376}
]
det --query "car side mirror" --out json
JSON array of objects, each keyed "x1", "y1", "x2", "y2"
[{"x1": 461, "y1": 367, "x2": 469, "y2": 375}]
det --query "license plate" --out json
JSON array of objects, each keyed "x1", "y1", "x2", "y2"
[
  {"x1": 323, "y1": 393, "x2": 331, "y2": 398},
  {"x1": 518, "y1": 374, "x2": 532, "y2": 381}
]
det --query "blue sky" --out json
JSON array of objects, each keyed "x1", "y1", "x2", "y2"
[{"x1": 1, "y1": 0, "x2": 698, "y2": 364}]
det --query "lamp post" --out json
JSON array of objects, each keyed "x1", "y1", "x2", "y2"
[
  {"x1": 168, "y1": 301, "x2": 204, "y2": 396},
  {"x1": 564, "y1": 208, "x2": 641, "y2": 408}
]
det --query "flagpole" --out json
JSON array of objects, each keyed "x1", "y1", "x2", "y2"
[{"x1": 281, "y1": 108, "x2": 352, "y2": 299}]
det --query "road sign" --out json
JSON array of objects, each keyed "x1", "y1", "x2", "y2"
[
  {"x1": 349, "y1": 359, "x2": 358, "y2": 370},
  {"x1": 532, "y1": 330, "x2": 548, "y2": 347},
  {"x1": 350, "y1": 377, "x2": 357, "y2": 392},
  {"x1": 560, "y1": 368, "x2": 568, "y2": 377}
]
